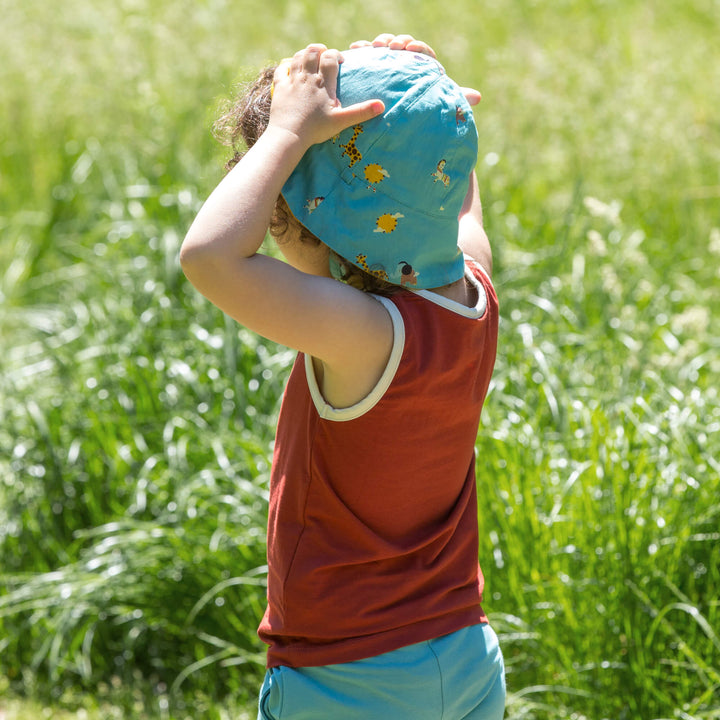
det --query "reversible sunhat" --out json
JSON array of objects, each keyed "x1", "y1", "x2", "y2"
[{"x1": 281, "y1": 46, "x2": 478, "y2": 290}]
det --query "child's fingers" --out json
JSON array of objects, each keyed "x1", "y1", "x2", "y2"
[
  {"x1": 274, "y1": 57, "x2": 292, "y2": 77},
  {"x1": 387, "y1": 34, "x2": 416, "y2": 50},
  {"x1": 349, "y1": 40, "x2": 372, "y2": 49},
  {"x1": 404, "y1": 39, "x2": 437, "y2": 58},
  {"x1": 271, "y1": 59, "x2": 292, "y2": 96},
  {"x1": 371, "y1": 33, "x2": 396, "y2": 47},
  {"x1": 365, "y1": 33, "x2": 437, "y2": 59},
  {"x1": 298, "y1": 43, "x2": 327, "y2": 74},
  {"x1": 318, "y1": 49, "x2": 345, "y2": 101},
  {"x1": 460, "y1": 87, "x2": 482, "y2": 106}
]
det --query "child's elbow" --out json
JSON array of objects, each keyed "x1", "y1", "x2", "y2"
[
  {"x1": 179, "y1": 237, "x2": 197, "y2": 270},
  {"x1": 179, "y1": 235, "x2": 217, "y2": 286}
]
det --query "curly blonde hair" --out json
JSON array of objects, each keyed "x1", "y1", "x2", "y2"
[{"x1": 213, "y1": 66, "x2": 401, "y2": 296}]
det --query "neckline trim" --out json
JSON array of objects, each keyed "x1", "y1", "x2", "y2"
[{"x1": 411, "y1": 263, "x2": 488, "y2": 319}]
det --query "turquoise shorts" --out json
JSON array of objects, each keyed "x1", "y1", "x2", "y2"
[{"x1": 257, "y1": 623, "x2": 505, "y2": 720}]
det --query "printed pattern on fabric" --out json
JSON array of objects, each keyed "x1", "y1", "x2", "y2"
[{"x1": 282, "y1": 46, "x2": 478, "y2": 289}]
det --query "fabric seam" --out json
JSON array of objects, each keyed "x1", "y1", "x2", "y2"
[
  {"x1": 427, "y1": 639, "x2": 446, "y2": 720},
  {"x1": 278, "y1": 415, "x2": 322, "y2": 615}
]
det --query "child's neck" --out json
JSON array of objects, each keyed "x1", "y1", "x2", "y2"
[{"x1": 429, "y1": 277, "x2": 477, "y2": 309}]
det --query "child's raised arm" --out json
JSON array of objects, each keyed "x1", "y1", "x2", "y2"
[
  {"x1": 180, "y1": 46, "x2": 392, "y2": 375},
  {"x1": 181, "y1": 45, "x2": 383, "y2": 281},
  {"x1": 459, "y1": 171, "x2": 492, "y2": 278}
]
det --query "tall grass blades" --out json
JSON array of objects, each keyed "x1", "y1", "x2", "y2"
[
  {"x1": 477, "y1": 193, "x2": 720, "y2": 718},
  {"x1": 1, "y1": 0, "x2": 719, "y2": 718},
  {"x1": 0, "y1": 131, "x2": 287, "y2": 708}
]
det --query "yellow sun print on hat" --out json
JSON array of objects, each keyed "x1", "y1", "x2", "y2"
[
  {"x1": 374, "y1": 212, "x2": 404, "y2": 234},
  {"x1": 364, "y1": 163, "x2": 390, "y2": 185}
]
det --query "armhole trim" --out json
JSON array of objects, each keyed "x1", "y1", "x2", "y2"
[{"x1": 304, "y1": 295, "x2": 406, "y2": 422}]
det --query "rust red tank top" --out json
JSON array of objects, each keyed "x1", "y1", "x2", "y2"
[{"x1": 258, "y1": 261, "x2": 499, "y2": 668}]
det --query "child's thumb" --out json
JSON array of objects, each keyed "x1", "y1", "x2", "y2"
[
  {"x1": 460, "y1": 87, "x2": 482, "y2": 106},
  {"x1": 335, "y1": 99, "x2": 385, "y2": 127}
]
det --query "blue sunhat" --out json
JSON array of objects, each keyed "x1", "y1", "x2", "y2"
[{"x1": 281, "y1": 46, "x2": 478, "y2": 290}]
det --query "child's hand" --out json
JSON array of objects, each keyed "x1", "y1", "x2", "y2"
[
  {"x1": 350, "y1": 33, "x2": 437, "y2": 58},
  {"x1": 349, "y1": 34, "x2": 482, "y2": 107},
  {"x1": 269, "y1": 44, "x2": 385, "y2": 148}
]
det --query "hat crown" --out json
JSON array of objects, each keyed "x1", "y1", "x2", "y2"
[{"x1": 282, "y1": 47, "x2": 478, "y2": 289}]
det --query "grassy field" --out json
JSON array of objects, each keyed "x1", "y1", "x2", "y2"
[{"x1": 1, "y1": 0, "x2": 719, "y2": 718}]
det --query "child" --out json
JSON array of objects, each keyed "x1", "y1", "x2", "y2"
[{"x1": 181, "y1": 33, "x2": 505, "y2": 720}]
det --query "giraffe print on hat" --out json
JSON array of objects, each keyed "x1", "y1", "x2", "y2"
[
  {"x1": 355, "y1": 254, "x2": 389, "y2": 281},
  {"x1": 339, "y1": 125, "x2": 364, "y2": 168}
]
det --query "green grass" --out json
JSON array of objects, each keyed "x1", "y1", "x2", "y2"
[{"x1": 1, "y1": 0, "x2": 719, "y2": 718}]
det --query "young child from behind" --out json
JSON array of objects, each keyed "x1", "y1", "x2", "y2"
[{"x1": 181, "y1": 33, "x2": 505, "y2": 720}]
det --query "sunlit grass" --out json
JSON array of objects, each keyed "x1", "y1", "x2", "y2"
[
  {"x1": 1, "y1": 0, "x2": 719, "y2": 718},
  {"x1": 476, "y1": 204, "x2": 720, "y2": 717}
]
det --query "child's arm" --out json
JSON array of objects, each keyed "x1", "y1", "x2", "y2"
[
  {"x1": 458, "y1": 171, "x2": 492, "y2": 278},
  {"x1": 180, "y1": 46, "x2": 391, "y2": 374}
]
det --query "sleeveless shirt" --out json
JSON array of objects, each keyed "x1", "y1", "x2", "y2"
[{"x1": 258, "y1": 260, "x2": 499, "y2": 668}]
